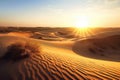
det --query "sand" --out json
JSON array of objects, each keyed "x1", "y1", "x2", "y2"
[
  {"x1": 0, "y1": 31, "x2": 120, "y2": 80},
  {"x1": 73, "y1": 35, "x2": 120, "y2": 61}
]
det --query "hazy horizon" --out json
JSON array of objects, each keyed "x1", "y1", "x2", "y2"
[{"x1": 0, "y1": 0, "x2": 120, "y2": 27}]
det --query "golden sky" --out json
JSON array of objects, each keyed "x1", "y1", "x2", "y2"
[{"x1": 0, "y1": 0, "x2": 120, "y2": 27}]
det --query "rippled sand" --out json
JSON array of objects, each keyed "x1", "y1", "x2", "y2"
[{"x1": 0, "y1": 34, "x2": 120, "y2": 80}]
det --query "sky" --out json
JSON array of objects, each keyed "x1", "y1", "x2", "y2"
[{"x1": 0, "y1": 0, "x2": 120, "y2": 27}]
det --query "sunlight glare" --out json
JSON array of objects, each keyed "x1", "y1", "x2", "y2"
[
  {"x1": 75, "y1": 16, "x2": 90, "y2": 29},
  {"x1": 73, "y1": 16, "x2": 94, "y2": 38}
]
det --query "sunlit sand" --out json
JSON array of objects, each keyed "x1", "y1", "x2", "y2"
[{"x1": 0, "y1": 27, "x2": 120, "y2": 80}]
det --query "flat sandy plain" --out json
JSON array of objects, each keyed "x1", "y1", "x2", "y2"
[{"x1": 0, "y1": 27, "x2": 120, "y2": 80}]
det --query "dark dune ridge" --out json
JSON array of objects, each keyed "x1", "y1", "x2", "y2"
[
  {"x1": 0, "y1": 36, "x2": 120, "y2": 80},
  {"x1": 73, "y1": 35, "x2": 120, "y2": 61}
]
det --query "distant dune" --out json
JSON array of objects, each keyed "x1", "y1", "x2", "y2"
[
  {"x1": 0, "y1": 32, "x2": 32, "y2": 38},
  {"x1": 7, "y1": 32, "x2": 32, "y2": 38},
  {"x1": 0, "y1": 33, "x2": 120, "y2": 80}
]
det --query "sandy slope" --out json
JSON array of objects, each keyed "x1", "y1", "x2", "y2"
[
  {"x1": 0, "y1": 35, "x2": 120, "y2": 80},
  {"x1": 73, "y1": 35, "x2": 120, "y2": 61}
]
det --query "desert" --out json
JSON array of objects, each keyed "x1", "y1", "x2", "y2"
[
  {"x1": 1, "y1": 0, "x2": 120, "y2": 79},
  {"x1": 0, "y1": 27, "x2": 120, "y2": 80}
]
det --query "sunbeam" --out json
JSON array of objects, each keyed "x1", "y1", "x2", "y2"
[{"x1": 73, "y1": 16, "x2": 95, "y2": 38}]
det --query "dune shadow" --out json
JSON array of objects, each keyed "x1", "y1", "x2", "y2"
[{"x1": 72, "y1": 35, "x2": 120, "y2": 62}]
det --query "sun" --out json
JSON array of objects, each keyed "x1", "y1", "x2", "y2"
[
  {"x1": 73, "y1": 16, "x2": 94, "y2": 38},
  {"x1": 75, "y1": 16, "x2": 90, "y2": 29}
]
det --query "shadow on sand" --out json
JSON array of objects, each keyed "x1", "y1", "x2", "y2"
[{"x1": 72, "y1": 35, "x2": 120, "y2": 62}]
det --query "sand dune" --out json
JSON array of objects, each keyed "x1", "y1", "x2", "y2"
[
  {"x1": 7, "y1": 32, "x2": 32, "y2": 38},
  {"x1": 73, "y1": 35, "x2": 120, "y2": 61},
  {"x1": 0, "y1": 32, "x2": 32, "y2": 39},
  {"x1": 88, "y1": 29, "x2": 120, "y2": 39},
  {"x1": 0, "y1": 35, "x2": 120, "y2": 80}
]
